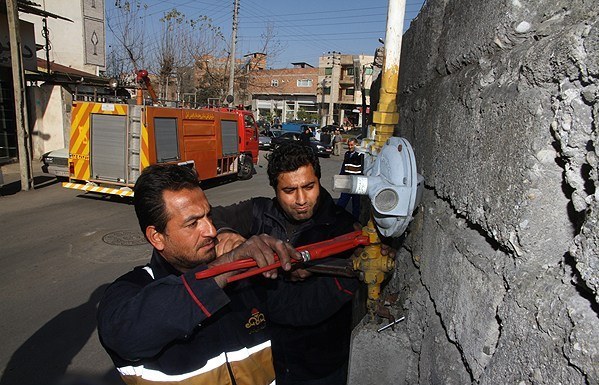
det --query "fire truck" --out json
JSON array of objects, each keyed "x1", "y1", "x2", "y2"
[{"x1": 62, "y1": 71, "x2": 259, "y2": 197}]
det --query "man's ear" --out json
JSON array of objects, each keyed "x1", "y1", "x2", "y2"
[{"x1": 146, "y1": 226, "x2": 165, "y2": 251}]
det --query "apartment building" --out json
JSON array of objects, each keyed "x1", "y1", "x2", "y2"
[
  {"x1": 318, "y1": 52, "x2": 375, "y2": 127},
  {"x1": 245, "y1": 61, "x2": 319, "y2": 124}
]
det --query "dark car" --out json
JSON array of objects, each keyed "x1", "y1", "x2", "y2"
[
  {"x1": 258, "y1": 129, "x2": 283, "y2": 150},
  {"x1": 321, "y1": 124, "x2": 340, "y2": 133},
  {"x1": 271, "y1": 132, "x2": 332, "y2": 157}
]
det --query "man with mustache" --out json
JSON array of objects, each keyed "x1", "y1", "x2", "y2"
[{"x1": 97, "y1": 163, "x2": 358, "y2": 385}]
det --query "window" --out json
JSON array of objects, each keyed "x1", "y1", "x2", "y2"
[
  {"x1": 271, "y1": 79, "x2": 279, "y2": 87},
  {"x1": 154, "y1": 118, "x2": 179, "y2": 162},
  {"x1": 346, "y1": 88, "x2": 355, "y2": 96},
  {"x1": 297, "y1": 79, "x2": 313, "y2": 87},
  {"x1": 365, "y1": 89, "x2": 371, "y2": 96},
  {"x1": 323, "y1": 87, "x2": 331, "y2": 95},
  {"x1": 324, "y1": 67, "x2": 332, "y2": 75},
  {"x1": 364, "y1": 67, "x2": 373, "y2": 75},
  {"x1": 347, "y1": 67, "x2": 354, "y2": 76},
  {"x1": 244, "y1": 114, "x2": 255, "y2": 128}
]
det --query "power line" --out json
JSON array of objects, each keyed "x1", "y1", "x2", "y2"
[
  {"x1": 105, "y1": 0, "x2": 425, "y2": 69},
  {"x1": 240, "y1": 0, "x2": 337, "y2": 59},
  {"x1": 242, "y1": 2, "x2": 421, "y2": 18},
  {"x1": 240, "y1": 12, "x2": 387, "y2": 24},
  {"x1": 240, "y1": 30, "x2": 385, "y2": 39}
]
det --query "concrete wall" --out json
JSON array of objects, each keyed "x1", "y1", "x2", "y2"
[
  {"x1": 21, "y1": 0, "x2": 105, "y2": 75},
  {"x1": 29, "y1": 85, "x2": 72, "y2": 159},
  {"x1": 349, "y1": 0, "x2": 598, "y2": 384}
]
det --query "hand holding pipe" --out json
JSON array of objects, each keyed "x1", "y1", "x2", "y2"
[{"x1": 195, "y1": 230, "x2": 370, "y2": 283}]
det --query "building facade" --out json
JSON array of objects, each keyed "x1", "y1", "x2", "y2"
[
  {"x1": 1, "y1": 0, "x2": 107, "y2": 162},
  {"x1": 318, "y1": 52, "x2": 375, "y2": 128},
  {"x1": 20, "y1": 0, "x2": 106, "y2": 76},
  {"x1": 245, "y1": 62, "x2": 319, "y2": 124}
]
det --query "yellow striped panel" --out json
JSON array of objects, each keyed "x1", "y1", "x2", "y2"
[
  {"x1": 70, "y1": 103, "x2": 129, "y2": 180},
  {"x1": 62, "y1": 182, "x2": 135, "y2": 197},
  {"x1": 140, "y1": 119, "x2": 150, "y2": 170}
]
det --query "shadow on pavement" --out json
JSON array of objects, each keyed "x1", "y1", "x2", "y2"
[
  {"x1": 0, "y1": 284, "x2": 118, "y2": 385},
  {"x1": 0, "y1": 175, "x2": 59, "y2": 196},
  {"x1": 75, "y1": 193, "x2": 134, "y2": 205}
]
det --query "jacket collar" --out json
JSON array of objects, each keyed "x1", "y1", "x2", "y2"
[{"x1": 149, "y1": 248, "x2": 183, "y2": 279}]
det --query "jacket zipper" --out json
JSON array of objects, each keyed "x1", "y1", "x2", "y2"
[{"x1": 225, "y1": 353, "x2": 237, "y2": 385}]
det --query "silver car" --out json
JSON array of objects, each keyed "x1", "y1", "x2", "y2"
[{"x1": 41, "y1": 147, "x2": 69, "y2": 178}]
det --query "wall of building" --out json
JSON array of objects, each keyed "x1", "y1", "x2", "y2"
[
  {"x1": 21, "y1": 0, "x2": 105, "y2": 75},
  {"x1": 29, "y1": 85, "x2": 71, "y2": 158},
  {"x1": 349, "y1": 0, "x2": 598, "y2": 384},
  {"x1": 247, "y1": 67, "x2": 319, "y2": 122},
  {"x1": 317, "y1": 53, "x2": 374, "y2": 126}
]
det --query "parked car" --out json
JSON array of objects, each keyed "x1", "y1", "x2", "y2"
[
  {"x1": 259, "y1": 129, "x2": 283, "y2": 150},
  {"x1": 321, "y1": 124, "x2": 340, "y2": 133},
  {"x1": 271, "y1": 132, "x2": 332, "y2": 157},
  {"x1": 41, "y1": 147, "x2": 69, "y2": 179},
  {"x1": 281, "y1": 122, "x2": 319, "y2": 133}
]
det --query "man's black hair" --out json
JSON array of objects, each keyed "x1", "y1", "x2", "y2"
[
  {"x1": 267, "y1": 142, "x2": 321, "y2": 189},
  {"x1": 133, "y1": 164, "x2": 201, "y2": 236}
]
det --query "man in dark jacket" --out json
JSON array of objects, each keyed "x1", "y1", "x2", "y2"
[
  {"x1": 299, "y1": 126, "x2": 312, "y2": 146},
  {"x1": 97, "y1": 164, "x2": 358, "y2": 385},
  {"x1": 337, "y1": 138, "x2": 364, "y2": 220},
  {"x1": 212, "y1": 143, "x2": 359, "y2": 385},
  {"x1": 320, "y1": 129, "x2": 332, "y2": 146}
]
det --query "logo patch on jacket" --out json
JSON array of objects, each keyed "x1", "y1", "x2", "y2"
[{"x1": 245, "y1": 308, "x2": 266, "y2": 333}]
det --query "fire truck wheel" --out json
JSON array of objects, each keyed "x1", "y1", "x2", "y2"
[{"x1": 238, "y1": 156, "x2": 254, "y2": 180}]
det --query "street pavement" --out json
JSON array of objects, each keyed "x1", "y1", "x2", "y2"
[{"x1": 0, "y1": 151, "x2": 345, "y2": 385}]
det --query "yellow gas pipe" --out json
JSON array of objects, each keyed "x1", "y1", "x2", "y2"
[
  {"x1": 352, "y1": 0, "x2": 405, "y2": 318},
  {"x1": 354, "y1": 219, "x2": 395, "y2": 315}
]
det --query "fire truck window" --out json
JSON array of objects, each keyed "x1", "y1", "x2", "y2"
[
  {"x1": 244, "y1": 114, "x2": 255, "y2": 128},
  {"x1": 155, "y1": 117, "x2": 180, "y2": 162},
  {"x1": 244, "y1": 115, "x2": 257, "y2": 139}
]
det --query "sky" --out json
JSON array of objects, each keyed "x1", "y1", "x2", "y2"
[{"x1": 105, "y1": 0, "x2": 425, "y2": 69}]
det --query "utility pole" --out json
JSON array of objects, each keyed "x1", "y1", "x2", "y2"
[
  {"x1": 361, "y1": 64, "x2": 368, "y2": 138},
  {"x1": 328, "y1": 51, "x2": 340, "y2": 125},
  {"x1": 228, "y1": 0, "x2": 239, "y2": 106},
  {"x1": 6, "y1": 0, "x2": 33, "y2": 191}
]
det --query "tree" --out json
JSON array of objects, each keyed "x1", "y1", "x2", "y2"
[
  {"x1": 297, "y1": 107, "x2": 317, "y2": 122},
  {"x1": 105, "y1": 0, "x2": 146, "y2": 82},
  {"x1": 237, "y1": 23, "x2": 282, "y2": 105},
  {"x1": 106, "y1": 3, "x2": 283, "y2": 107},
  {"x1": 196, "y1": 22, "x2": 283, "y2": 107},
  {"x1": 153, "y1": 9, "x2": 224, "y2": 104}
]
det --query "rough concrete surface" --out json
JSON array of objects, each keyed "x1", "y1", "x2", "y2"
[
  {"x1": 349, "y1": 0, "x2": 598, "y2": 384},
  {"x1": 347, "y1": 320, "x2": 413, "y2": 385}
]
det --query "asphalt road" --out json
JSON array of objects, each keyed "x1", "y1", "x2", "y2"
[{"x1": 0, "y1": 151, "x2": 345, "y2": 385}]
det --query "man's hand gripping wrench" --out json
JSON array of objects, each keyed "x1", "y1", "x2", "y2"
[{"x1": 195, "y1": 230, "x2": 370, "y2": 283}]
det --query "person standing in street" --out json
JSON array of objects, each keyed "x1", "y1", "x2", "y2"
[
  {"x1": 332, "y1": 130, "x2": 344, "y2": 156},
  {"x1": 337, "y1": 138, "x2": 364, "y2": 220},
  {"x1": 320, "y1": 128, "x2": 332, "y2": 147},
  {"x1": 299, "y1": 126, "x2": 311, "y2": 146}
]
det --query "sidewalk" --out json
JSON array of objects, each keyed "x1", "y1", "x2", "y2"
[{"x1": 0, "y1": 159, "x2": 53, "y2": 196}]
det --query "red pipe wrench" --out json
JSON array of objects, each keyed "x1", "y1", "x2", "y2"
[{"x1": 195, "y1": 230, "x2": 369, "y2": 283}]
